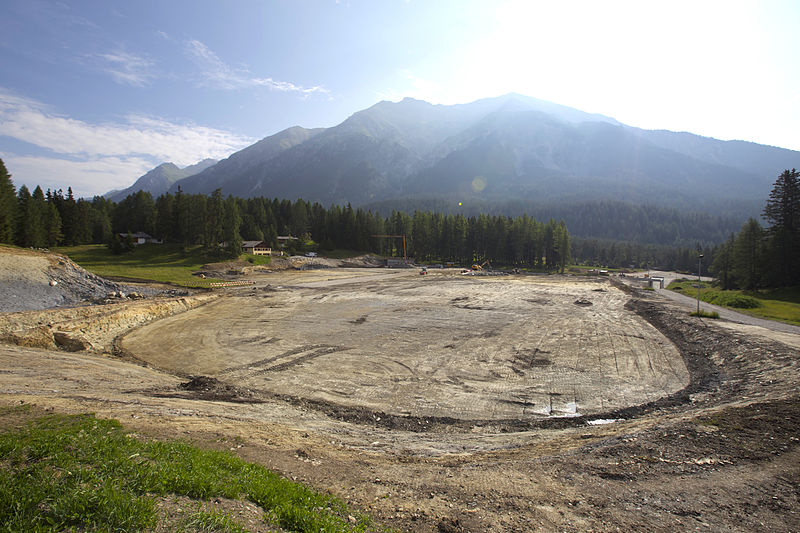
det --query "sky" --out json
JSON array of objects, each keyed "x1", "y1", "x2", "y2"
[{"x1": 0, "y1": 0, "x2": 798, "y2": 198}]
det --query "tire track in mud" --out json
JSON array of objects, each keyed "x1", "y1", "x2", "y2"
[
  {"x1": 251, "y1": 297, "x2": 732, "y2": 434},
  {"x1": 219, "y1": 344, "x2": 346, "y2": 377}
]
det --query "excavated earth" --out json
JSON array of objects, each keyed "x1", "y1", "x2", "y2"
[{"x1": 1, "y1": 249, "x2": 799, "y2": 532}]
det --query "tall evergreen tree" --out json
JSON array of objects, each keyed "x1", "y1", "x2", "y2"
[
  {"x1": 44, "y1": 201, "x2": 63, "y2": 247},
  {"x1": 0, "y1": 159, "x2": 16, "y2": 243},
  {"x1": 710, "y1": 234, "x2": 736, "y2": 290},
  {"x1": 732, "y1": 218, "x2": 764, "y2": 291},
  {"x1": 17, "y1": 185, "x2": 47, "y2": 248},
  {"x1": 204, "y1": 189, "x2": 224, "y2": 246},
  {"x1": 222, "y1": 196, "x2": 242, "y2": 256},
  {"x1": 762, "y1": 168, "x2": 800, "y2": 286}
]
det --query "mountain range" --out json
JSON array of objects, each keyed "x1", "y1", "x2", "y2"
[
  {"x1": 105, "y1": 158, "x2": 217, "y2": 203},
  {"x1": 113, "y1": 94, "x2": 799, "y2": 217}
]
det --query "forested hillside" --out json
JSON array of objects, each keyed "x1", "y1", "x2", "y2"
[{"x1": 4, "y1": 158, "x2": 794, "y2": 279}]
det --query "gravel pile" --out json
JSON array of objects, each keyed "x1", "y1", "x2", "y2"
[{"x1": 0, "y1": 248, "x2": 156, "y2": 313}]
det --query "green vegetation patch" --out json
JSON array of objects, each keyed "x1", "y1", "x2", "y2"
[
  {"x1": 244, "y1": 253, "x2": 271, "y2": 266},
  {"x1": 55, "y1": 244, "x2": 225, "y2": 287},
  {"x1": 0, "y1": 409, "x2": 380, "y2": 532},
  {"x1": 690, "y1": 309, "x2": 720, "y2": 319},
  {"x1": 667, "y1": 280, "x2": 800, "y2": 325}
]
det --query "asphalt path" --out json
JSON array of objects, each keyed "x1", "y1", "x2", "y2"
[{"x1": 625, "y1": 271, "x2": 800, "y2": 336}]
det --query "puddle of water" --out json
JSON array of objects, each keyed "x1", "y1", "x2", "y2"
[{"x1": 587, "y1": 418, "x2": 622, "y2": 425}]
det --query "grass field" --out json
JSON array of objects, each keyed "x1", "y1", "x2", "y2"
[
  {"x1": 54, "y1": 244, "x2": 227, "y2": 287},
  {"x1": 0, "y1": 406, "x2": 383, "y2": 533},
  {"x1": 667, "y1": 279, "x2": 800, "y2": 326}
]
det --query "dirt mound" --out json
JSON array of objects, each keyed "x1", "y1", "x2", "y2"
[
  {"x1": 0, "y1": 247, "x2": 155, "y2": 313},
  {"x1": 173, "y1": 375, "x2": 262, "y2": 403}
]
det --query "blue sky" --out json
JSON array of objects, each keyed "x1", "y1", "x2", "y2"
[{"x1": 1, "y1": 0, "x2": 798, "y2": 197}]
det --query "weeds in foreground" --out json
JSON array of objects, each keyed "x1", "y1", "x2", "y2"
[
  {"x1": 690, "y1": 309, "x2": 720, "y2": 319},
  {"x1": 0, "y1": 410, "x2": 383, "y2": 532}
]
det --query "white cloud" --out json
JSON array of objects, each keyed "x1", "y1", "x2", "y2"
[
  {"x1": 0, "y1": 88, "x2": 254, "y2": 197},
  {"x1": 94, "y1": 50, "x2": 155, "y2": 86},
  {"x1": 3, "y1": 154, "x2": 156, "y2": 198},
  {"x1": 185, "y1": 39, "x2": 329, "y2": 96}
]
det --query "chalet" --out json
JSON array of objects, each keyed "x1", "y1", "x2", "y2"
[
  {"x1": 241, "y1": 241, "x2": 273, "y2": 256},
  {"x1": 117, "y1": 232, "x2": 161, "y2": 245}
]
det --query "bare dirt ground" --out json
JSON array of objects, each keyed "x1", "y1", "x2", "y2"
[{"x1": 1, "y1": 254, "x2": 799, "y2": 532}]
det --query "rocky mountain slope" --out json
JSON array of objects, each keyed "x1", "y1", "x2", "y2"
[
  {"x1": 106, "y1": 158, "x2": 217, "y2": 202},
  {"x1": 117, "y1": 93, "x2": 798, "y2": 214}
]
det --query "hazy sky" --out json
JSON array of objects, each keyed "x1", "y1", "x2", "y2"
[{"x1": 1, "y1": 0, "x2": 798, "y2": 197}]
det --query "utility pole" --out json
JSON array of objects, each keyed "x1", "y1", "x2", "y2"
[{"x1": 697, "y1": 253, "x2": 704, "y2": 315}]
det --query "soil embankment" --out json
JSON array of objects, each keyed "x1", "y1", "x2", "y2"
[{"x1": 0, "y1": 246, "x2": 218, "y2": 353}]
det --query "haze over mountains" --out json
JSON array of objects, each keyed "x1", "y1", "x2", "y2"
[
  {"x1": 114, "y1": 94, "x2": 799, "y2": 218},
  {"x1": 106, "y1": 158, "x2": 217, "y2": 203}
]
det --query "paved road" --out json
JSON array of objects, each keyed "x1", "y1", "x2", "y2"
[{"x1": 622, "y1": 271, "x2": 800, "y2": 336}]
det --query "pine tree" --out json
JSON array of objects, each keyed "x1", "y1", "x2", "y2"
[
  {"x1": 732, "y1": 218, "x2": 764, "y2": 291},
  {"x1": 45, "y1": 201, "x2": 63, "y2": 247},
  {"x1": 17, "y1": 185, "x2": 47, "y2": 248},
  {"x1": 0, "y1": 159, "x2": 17, "y2": 243},
  {"x1": 201, "y1": 189, "x2": 222, "y2": 247},
  {"x1": 762, "y1": 168, "x2": 800, "y2": 286},
  {"x1": 710, "y1": 234, "x2": 736, "y2": 290},
  {"x1": 222, "y1": 196, "x2": 242, "y2": 257}
]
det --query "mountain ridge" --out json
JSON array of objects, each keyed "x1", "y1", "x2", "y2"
[
  {"x1": 110, "y1": 93, "x2": 798, "y2": 218},
  {"x1": 106, "y1": 158, "x2": 217, "y2": 202}
]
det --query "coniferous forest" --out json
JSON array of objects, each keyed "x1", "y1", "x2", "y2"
[
  {"x1": 1, "y1": 158, "x2": 796, "y2": 284},
  {"x1": 0, "y1": 159, "x2": 571, "y2": 272}
]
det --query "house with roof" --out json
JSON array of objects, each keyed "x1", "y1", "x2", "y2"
[
  {"x1": 117, "y1": 232, "x2": 162, "y2": 245},
  {"x1": 241, "y1": 240, "x2": 273, "y2": 255}
]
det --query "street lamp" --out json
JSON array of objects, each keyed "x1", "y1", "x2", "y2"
[{"x1": 697, "y1": 253, "x2": 704, "y2": 315}]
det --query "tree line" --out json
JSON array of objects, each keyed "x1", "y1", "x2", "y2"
[
  {"x1": 366, "y1": 197, "x2": 747, "y2": 248},
  {"x1": 0, "y1": 159, "x2": 571, "y2": 271},
  {"x1": 710, "y1": 169, "x2": 799, "y2": 290}
]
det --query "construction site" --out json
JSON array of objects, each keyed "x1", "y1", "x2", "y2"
[{"x1": 1, "y1": 247, "x2": 799, "y2": 532}]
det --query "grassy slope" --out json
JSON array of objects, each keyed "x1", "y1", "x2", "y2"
[
  {"x1": 54, "y1": 244, "x2": 225, "y2": 287},
  {"x1": 667, "y1": 280, "x2": 800, "y2": 326},
  {"x1": 0, "y1": 406, "x2": 385, "y2": 533}
]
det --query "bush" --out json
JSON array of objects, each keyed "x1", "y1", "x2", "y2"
[{"x1": 709, "y1": 293, "x2": 761, "y2": 309}]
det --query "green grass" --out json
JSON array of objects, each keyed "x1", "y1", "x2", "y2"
[
  {"x1": 243, "y1": 253, "x2": 271, "y2": 266},
  {"x1": 0, "y1": 409, "x2": 383, "y2": 532},
  {"x1": 690, "y1": 309, "x2": 721, "y2": 319},
  {"x1": 177, "y1": 505, "x2": 250, "y2": 533},
  {"x1": 668, "y1": 280, "x2": 800, "y2": 326},
  {"x1": 54, "y1": 244, "x2": 226, "y2": 287}
]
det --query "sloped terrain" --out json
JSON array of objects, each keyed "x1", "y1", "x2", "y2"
[
  {"x1": 163, "y1": 94, "x2": 798, "y2": 212},
  {"x1": 0, "y1": 247, "x2": 155, "y2": 313}
]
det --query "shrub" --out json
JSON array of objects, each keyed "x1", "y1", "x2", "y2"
[
  {"x1": 709, "y1": 293, "x2": 761, "y2": 309},
  {"x1": 690, "y1": 310, "x2": 720, "y2": 319}
]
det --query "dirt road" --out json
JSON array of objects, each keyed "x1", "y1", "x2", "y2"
[{"x1": 2, "y1": 269, "x2": 799, "y2": 532}]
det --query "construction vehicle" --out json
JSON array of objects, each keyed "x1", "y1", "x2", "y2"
[{"x1": 471, "y1": 260, "x2": 491, "y2": 271}]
